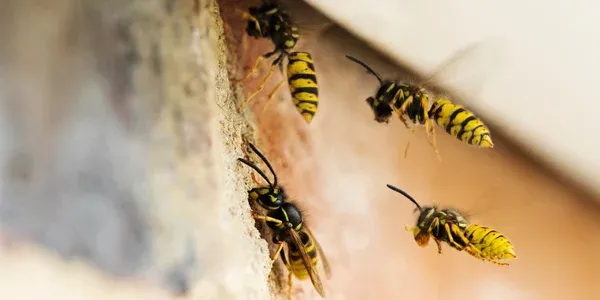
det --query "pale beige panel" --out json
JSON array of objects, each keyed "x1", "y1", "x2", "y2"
[{"x1": 304, "y1": 0, "x2": 600, "y2": 197}]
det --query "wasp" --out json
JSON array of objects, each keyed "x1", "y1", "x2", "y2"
[
  {"x1": 236, "y1": 3, "x2": 320, "y2": 124},
  {"x1": 345, "y1": 55, "x2": 494, "y2": 160},
  {"x1": 386, "y1": 184, "x2": 516, "y2": 266},
  {"x1": 238, "y1": 142, "x2": 330, "y2": 298}
]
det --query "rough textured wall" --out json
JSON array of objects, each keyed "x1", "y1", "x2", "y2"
[{"x1": 0, "y1": 0, "x2": 272, "y2": 299}]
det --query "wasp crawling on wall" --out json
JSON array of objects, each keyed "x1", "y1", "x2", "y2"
[
  {"x1": 386, "y1": 184, "x2": 516, "y2": 266},
  {"x1": 345, "y1": 55, "x2": 494, "y2": 161},
  {"x1": 238, "y1": 142, "x2": 330, "y2": 298},
  {"x1": 236, "y1": 2, "x2": 320, "y2": 124}
]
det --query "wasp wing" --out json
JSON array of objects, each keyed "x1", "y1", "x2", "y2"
[
  {"x1": 304, "y1": 226, "x2": 331, "y2": 279},
  {"x1": 279, "y1": 0, "x2": 333, "y2": 37},
  {"x1": 286, "y1": 227, "x2": 325, "y2": 297}
]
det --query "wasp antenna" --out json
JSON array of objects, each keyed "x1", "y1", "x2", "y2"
[
  {"x1": 247, "y1": 142, "x2": 278, "y2": 186},
  {"x1": 238, "y1": 158, "x2": 274, "y2": 187},
  {"x1": 345, "y1": 55, "x2": 383, "y2": 84},
  {"x1": 386, "y1": 184, "x2": 422, "y2": 211}
]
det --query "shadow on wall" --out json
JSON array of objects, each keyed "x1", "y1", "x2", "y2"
[{"x1": 220, "y1": 0, "x2": 600, "y2": 299}]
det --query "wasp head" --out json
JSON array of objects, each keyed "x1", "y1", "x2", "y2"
[
  {"x1": 374, "y1": 81, "x2": 398, "y2": 105},
  {"x1": 251, "y1": 186, "x2": 285, "y2": 210},
  {"x1": 366, "y1": 97, "x2": 393, "y2": 123},
  {"x1": 245, "y1": 18, "x2": 268, "y2": 38},
  {"x1": 245, "y1": 3, "x2": 280, "y2": 38},
  {"x1": 414, "y1": 230, "x2": 431, "y2": 247}
]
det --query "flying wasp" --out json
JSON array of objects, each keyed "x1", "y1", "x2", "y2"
[
  {"x1": 238, "y1": 142, "x2": 330, "y2": 298},
  {"x1": 386, "y1": 184, "x2": 516, "y2": 266},
  {"x1": 236, "y1": 3, "x2": 320, "y2": 124},
  {"x1": 345, "y1": 55, "x2": 440, "y2": 160},
  {"x1": 345, "y1": 54, "x2": 494, "y2": 160}
]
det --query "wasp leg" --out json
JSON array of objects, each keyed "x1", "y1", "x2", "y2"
[
  {"x1": 253, "y1": 214, "x2": 283, "y2": 225},
  {"x1": 397, "y1": 114, "x2": 410, "y2": 129},
  {"x1": 443, "y1": 223, "x2": 470, "y2": 251},
  {"x1": 423, "y1": 219, "x2": 439, "y2": 250},
  {"x1": 237, "y1": 65, "x2": 277, "y2": 112},
  {"x1": 397, "y1": 97, "x2": 413, "y2": 123},
  {"x1": 238, "y1": 30, "x2": 249, "y2": 63},
  {"x1": 252, "y1": 214, "x2": 286, "y2": 266},
  {"x1": 450, "y1": 224, "x2": 482, "y2": 256},
  {"x1": 235, "y1": 8, "x2": 261, "y2": 79},
  {"x1": 423, "y1": 101, "x2": 441, "y2": 161},
  {"x1": 445, "y1": 224, "x2": 487, "y2": 264},
  {"x1": 271, "y1": 242, "x2": 285, "y2": 264},
  {"x1": 287, "y1": 270, "x2": 293, "y2": 300},
  {"x1": 433, "y1": 238, "x2": 443, "y2": 254},
  {"x1": 389, "y1": 89, "x2": 412, "y2": 127},
  {"x1": 235, "y1": 8, "x2": 253, "y2": 56},
  {"x1": 236, "y1": 7, "x2": 253, "y2": 20},
  {"x1": 429, "y1": 218, "x2": 440, "y2": 234},
  {"x1": 464, "y1": 248, "x2": 510, "y2": 266},
  {"x1": 404, "y1": 126, "x2": 417, "y2": 159},
  {"x1": 267, "y1": 79, "x2": 285, "y2": 100},
  {"x1": 262, "y1": 79, "x2": 285, "y2": 114},
  {"x1": 236, "y1": 55, "x2": 265, "y2": 84},
  {"x1": 488, "y1": 260, "x2": 511, "y2": 267},
  {"x1": 427, "y1": 120, "x2": 442, "y2": 162},
  {"x1": 443, "y1": 226, "x2": 462, "y2": 249}
]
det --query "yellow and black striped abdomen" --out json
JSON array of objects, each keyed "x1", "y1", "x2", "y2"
[
  {"x1": 429, "y1": 98, "x2": 494, "y2": 148},
  {"x1": 287, "y1": 52, "x2": 318, "y2": 123},
  {"x1": 465, "y1": 224, "x2": 516, "y2": 261},
  {"x1": 281, "y1": 231, "x2": 318, "y2": 280}
]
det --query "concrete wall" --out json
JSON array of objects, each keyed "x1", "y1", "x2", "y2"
[{"x1": 0, "y1": 0, "x2": 272, "y2": 299}]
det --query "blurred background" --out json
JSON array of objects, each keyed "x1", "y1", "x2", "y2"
[{"x1": 1, "y1": 0, "x2": 599, "y2": 299}]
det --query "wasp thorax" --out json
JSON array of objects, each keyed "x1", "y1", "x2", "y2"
[
  {"x1": 442, "y1": 209, "x2": 468, "y2": 227},
  {"x1": 282, "y1": 202, "x2": 303, "y2": 228},
  {"x1": 265, "y1": 202, "x2": 303, "y2": 231}
]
